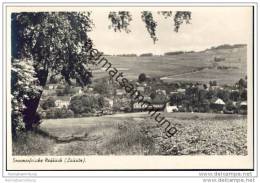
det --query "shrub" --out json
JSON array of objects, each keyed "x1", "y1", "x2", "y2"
[
  {"x1": 45, "y1": 108, "x2": 74, "y2": 119},
  {"x1": 69, "y1": 94, "x2": 105, "y2": 114},
  {"x1": 138, "y1": 73, "x2": 147, "y2": 83}
]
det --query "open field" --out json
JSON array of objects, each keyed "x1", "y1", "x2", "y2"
[
  {"x1": 92, "y1": 46, "x2": 247, "y2": 85},
  {"x1": 13, "y1": 112, "x2": 247, "y2": 155}
]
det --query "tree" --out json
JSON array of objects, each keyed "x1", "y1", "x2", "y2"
[
  {"x1": 69, "y1": 95, "x2": 104, "y2": 114},
  {"x1": 238, "y1": 78, "x2": 247, "y2": 90},
  {"x1": 240, "y1": 89, "x2": 247, "y2": 101},
  {"x1": 93, "y1": 78, "x2": 110, "y2": 96},
  {"x1": 11, "y1": 11, "x2": 191, "y2": 133},
  {"x1": 138, "y1": 73, "x2": 147, "y2": 83},
  {"x1": 12, "y1": 12, "x2": 94, "y2": 131}
]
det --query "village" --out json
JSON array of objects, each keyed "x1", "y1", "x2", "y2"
[{"x1": 38, "y1": 73, "x2": 248, "y2": 119}]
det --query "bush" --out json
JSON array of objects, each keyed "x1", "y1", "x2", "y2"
[
  {"x1": 140, "y1": 53, "x2": 153, "y2": 57},
  {"x1": 69, "y1": 94, "x2": 105, "y2": 114},
  {"x1": 45, "y1": 108, "x2": 74, "y2": 119},
  {"x1": 41, "y1": 97, "x2": 55, "y2": 110},
  {"x1": 138, "y1": 73, "x2": 147, "y2": 83}
]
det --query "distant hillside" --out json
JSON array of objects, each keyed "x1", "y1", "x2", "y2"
[
  {"x1": 209, "y1": 44, "x2": 247, "y2": 50},
  {"x1": 92, "y1": 44, "x2": 247, "y2": 85}
]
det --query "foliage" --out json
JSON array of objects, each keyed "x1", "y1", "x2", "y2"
[
  {"x1": 108, "y1": 11, "x2": 192, "y2": 43},
  {"x1": 141, "y1": 11, "x2": 158, "y2": 43},
  {"x1": 12, "y1": 12, "x2": 95, "y2": 131},
  {"x1": 138, "y1": 73, "x2": 147, "y2": 83},
  {"x1": 11, "y1": 58, "x2": 42, "y2": 136},
  {"x1": 41, "y1": 97, "x2": 55, "y2": 110},
  {"x1": 12, "y1": 12, "x2": 94, "y2": 86},
  {"x1": 93, "y1": 78, "x2": 111, "y2": 96},
  {"x1": 140, "y1": 53, "x2": 153, "y2": 57},
  {"x1": 238, "y1": 78, "x2": 247, "y2": 89},
  {"x1": 69, "y1": 94, "x2": 105, "y2": 114},
  {"x1": 164, "y1": 51, "x2": 185, "y2": 56},
  {"x1": 45, "y1": 108, "x2": 74, "y2": 119},
  {"x1": 173, "y1": 11, "x2": 192, "y2": 32},
  {"x1": 108, "y1": 11, "x2": 132, "y2": 33}
]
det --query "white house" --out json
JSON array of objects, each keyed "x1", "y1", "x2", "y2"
[
  {"x1": 165, "y1": 102, "x2": 178, "y2": 113},
  {"x1": 137, "y1": 86, "x2": 145, "y2": 92},
  {"x1": 55, "y1": 97, "x2": 71, "y2": 108},
  {"x1": 156, "y1": 89, "x2": 166, "y2": 95},
  {"x1": 214, "y1": 98, "x2": 225, "y2": 105},
  {"x1": 48, "y1": 84, "x2": 58, "y2": 90},
  {"x1": 104, "y1": 97, "x2": 114, "y2": 108}
]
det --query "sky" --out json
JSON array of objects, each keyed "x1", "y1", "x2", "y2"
[{"x1": 88, "y1": 7, "x2": 252, "y2": 55}]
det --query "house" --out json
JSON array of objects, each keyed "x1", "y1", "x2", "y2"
[
  {"x1": 47, "y1": 84, "x2": 58, "y2": 90},
  {"x1": 137, "y1": 86, "x2": 145, "y2": 92},
  {"x1": 86, "y1": 87, "x2": 94, "y2": 92},
  {"x1": 170, "y1": 91, "x2": 178, "y2": 96},
  {"x1": 214, "y1": 98, "x2": 225, "y2": 105},
  {"x1": 211, "y1": 98, "x2": 225, "y2": 111},
  {"x1": 104, "y1": 97, "x2": 114, "y2": 108},
  {"x1": 143, "y1": 96, "x2": 151, "y2": 101},
  {"x1": 71, "y1": 87, "x2": 83, "y2": 95},
  {"x1": 132, "y1": 100, "x2": 165, "y2": 112},
  {"x1": 42, "y1": 89, "x2": 56, "y2": 97},
  {"x1": 156, "y1": 89, "x2": 166, "y2": 95},
  {"x1": 165, "y1": 102, "x2": 178, "y2": 113},
  {"x1": 55, "y1": 97, "x2": 71, "y2": 108},
  {"x1": 116, "y1": 89, "x2": 126, "y2": 96},
  {"x1": 177, "y1": 88, "x2": 186, "y2": 94}
]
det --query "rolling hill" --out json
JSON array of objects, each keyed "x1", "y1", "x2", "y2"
[{"x1": 92, "y1": 44, "x2": 247, "y2": 85}]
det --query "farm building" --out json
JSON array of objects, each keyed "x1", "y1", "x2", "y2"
[
  {"x1": 47, "y1": 84, "x2": 58, "y2": 90},
  {"x1": 132, "y1": 100, "x2": 165, "y2": 112},
  {"x1": 177, "y1": 88, "x2": 186, "y2": 94},
  {"x1": 165, "y1": 102, "x2": 178, "y2": 113},
  {"x1": 137, "y1": 86, "x2": 145, "y2": 92},
  {"x1": 156, "y1": 89, "x2": 166, "y2": 95},
  {"x1": 104, "y1": 97, "x2": 114, "y2": 108},
  {"x1": 55, "y1": 97, "x2": 71, "y2": 108},
  {"x1": 116, "y1": 89, "x2": 126, "y2": 96},
  {"x1": 70, "y1": 87, "x2": 83, "y2": 95},
  {"x1": 211, "y1": 98, "x2": 225, "y2": 112}
]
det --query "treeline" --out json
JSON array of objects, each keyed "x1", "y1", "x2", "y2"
[
  {"x1": 211, "y1": 44, "x2": 247, "y2": 50},
  {"x1": 164, "y1": 51, "x2": 194, "y2": 56}
]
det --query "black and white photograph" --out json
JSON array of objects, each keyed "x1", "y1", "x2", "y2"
[{"x1": 2, "y1": 2, "x2": 256, "y2": 173}]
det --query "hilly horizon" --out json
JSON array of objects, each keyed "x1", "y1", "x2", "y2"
[{"x1": 92, "y1": 44, "x2": 247, "y2": 85}]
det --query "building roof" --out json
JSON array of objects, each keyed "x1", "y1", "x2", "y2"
[
  {"x1": 240, "y1": 101, "x2": 247, "y2": 106},
  {"x1": 214, "y1": 98, "x2": 225, "y2": 105},
  {"x1": 177, "y1": 88, "x2": 186, "y2": 93},
  {"x1": 116, "y1": 89, "x2": 126, "y2": 95},
  {"x1": 55, "y1": 96, "x2": 71, "y2": 101}
]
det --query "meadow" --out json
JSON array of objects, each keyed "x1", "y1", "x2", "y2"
[{"x1": 12, "y1": 112, "x2": 247, "y2": 156}]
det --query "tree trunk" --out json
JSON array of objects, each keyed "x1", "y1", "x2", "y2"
[{"x1": 23, "y1": 69, "x2": 48, "y2": 131}]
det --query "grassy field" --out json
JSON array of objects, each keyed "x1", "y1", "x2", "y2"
[
  {"x1": 13, "y1": 112, "x2": 247, "y2": 156},
  {"x1": 92, "y1": 46, "x2": 247, "y2": 85}
]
